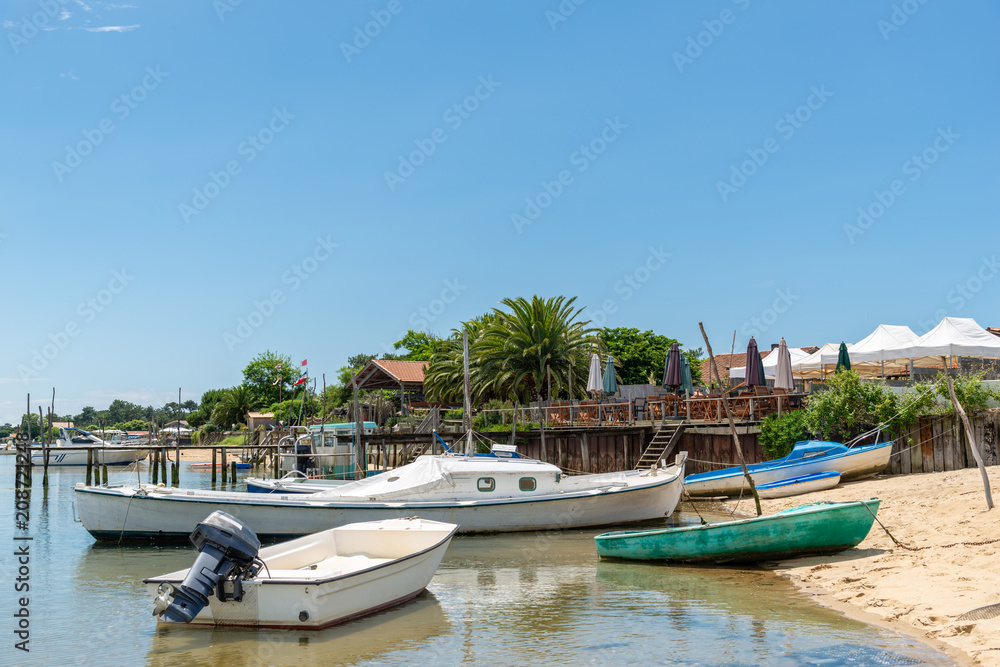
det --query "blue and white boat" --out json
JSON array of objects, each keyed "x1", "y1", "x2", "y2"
[
  {"x1": 755, "y1": 471, "x2": 841, "y2": 499},
  {"x1": 683, "y1": 440, "x2": 891, "y2": 497}
]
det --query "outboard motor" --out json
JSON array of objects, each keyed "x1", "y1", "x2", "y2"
[{"x1": 152, "y1": 511, "x2": 261, "y2": 623}]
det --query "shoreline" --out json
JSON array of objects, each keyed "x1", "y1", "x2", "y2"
[{"x1": 708, "y1": 467, "x2": 1000, "y2": 666}]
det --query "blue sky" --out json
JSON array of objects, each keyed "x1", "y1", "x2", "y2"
[{"x1": 2, "y1": 1, "x2": 998, "y2": 424}]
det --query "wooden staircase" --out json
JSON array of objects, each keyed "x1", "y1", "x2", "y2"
[{"x1": 636, "y1": 421, "x2": 686, "y2": 470}]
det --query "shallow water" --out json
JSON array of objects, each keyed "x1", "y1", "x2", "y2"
[{"x1": 2, "y1": 458, "x2": 955, "y2": 666}]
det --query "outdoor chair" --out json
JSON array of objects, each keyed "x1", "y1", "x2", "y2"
[{"x1": 633, "y1": 397, "x2": 647, "y2": 421}]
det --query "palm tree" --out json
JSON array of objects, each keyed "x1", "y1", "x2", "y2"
[
  {"x1": 210, "y1": 385, "x2": 255, "y2": 429},
  {"x1": 476, "y1": 296, "x2": 597, "y2": 402},
  {"x1": 423, "y1": 314, "x2": 496, "y2": 403}
]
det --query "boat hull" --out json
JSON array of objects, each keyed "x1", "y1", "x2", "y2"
[
  {"x1": 75, "y1": 463, "x2": 686, "y2": 541},
  {"x1": 144, "y1": 518, "x2": 456, "y2": 629},
  {"x1": 755, "y1": 471, "x2": 841, "y2": 499},
  {"x1": 30, "y1": 448, "x2": 148, "y2": 467},
  {"x1": 244, "y1": 477, "x2": 352, "y2": 494},
  {"x1": 684, "y1": 441, "x2": 891, "y2": 497},
  {"x1": 595, "y1": 499, "x2": 881, "y2": 563}
]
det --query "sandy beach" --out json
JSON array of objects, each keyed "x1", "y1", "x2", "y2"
[{"x1": 704, "y1": 467, "x2": 1000, "y2": 666}]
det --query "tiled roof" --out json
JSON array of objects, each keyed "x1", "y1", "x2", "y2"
[
  {"x1": 372, "y1": 359, "x2": 427, "y2": 383},
  {"x1": 247, "y1": 412, "x2": 275, "y2": 419}
]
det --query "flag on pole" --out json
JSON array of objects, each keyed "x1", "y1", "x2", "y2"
[
  {"x1": 301, "y1": 359, "x2": 308, "y2": 366},
  {"x1": 274, "y1": 362, "x2": 282, "y2": 369},
  {"x1": 293, "y1": 374, "x2": 308, "y2": 386},
  {"x1": 272, "y1": 377, "x2": 281, "y2": 385}
]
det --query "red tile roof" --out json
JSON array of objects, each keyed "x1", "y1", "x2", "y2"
[{"x1": 372, "y1": 359, "x2": 427, "y2": 383}]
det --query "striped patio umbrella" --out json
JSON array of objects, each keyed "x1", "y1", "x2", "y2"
[{"x1": 602, "y1": 356, "x2": 618, "y2": 396}]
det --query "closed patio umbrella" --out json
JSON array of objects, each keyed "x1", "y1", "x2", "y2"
[
  {"x1": 773, "y1": 338, "x2": 795, "y2": 390},
  {"x1": 586, "y1": 353, "x2": 603, "y2": 395},
  {"x1": 662, "y1": 342, "x2": 683, "y2": 388},
  {"x1": 602, "y1": 356, "x2": 618, "y2": 396},
  {"x1": 835, "y1": 341, "x2": 851, "y2": 373},
  {"x1": 744, "y1": 337, "x2": 766, "y2": 387},
  {"x1": 680, "y1": 354, "x2": 694, "y2": 397}
]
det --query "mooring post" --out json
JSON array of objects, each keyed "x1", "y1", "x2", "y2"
[
  {"x1": 160, "y1": 445, "x2": 167, "y2": 483},
  {"x1": 230, "y1": 461, "x2": 237, "y2": 484},
  {"x1": 151, "y1": 449, "x2": 159, "y2": 485},
  {"x1": 211, "y1": 447, "x2": 217, "y2": 485},
  {"x1": 86, "y1": 448, "x2": 93, "y2": 486},
  {"x1": 272, "y1": 444, "x2": 279, "y2": 478},
  {"x1": 101, "y1": 462, "x2": 108, "y2": 486},
  {"x1": 221, "y1": 447, "x2": 228, "y2": 485}
]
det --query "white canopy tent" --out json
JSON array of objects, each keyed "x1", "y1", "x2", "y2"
[
  {"x1": 790, "y1": 343, "x2": 850, "y2": 378},
  {"x1": 823, "y1": 324, "x2": 919, "y2": 364},
  {"x1": 897, "y1": 317, "x2": 1000, "y2": 359},
  {"x1": 730, "y1": 346, "x2": 812, "y2": 379}
]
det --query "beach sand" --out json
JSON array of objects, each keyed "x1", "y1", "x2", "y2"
[{"x1": 706, "y1": 467, "x2": 1000, "y2": 666}]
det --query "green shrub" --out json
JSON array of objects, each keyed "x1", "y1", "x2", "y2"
[
  {"x1": 759, "y1": 410, "x2": 810, "y2": 459},
  {"x1": 931, "y1": 372, "x2": 1000, "y2": 415},
  {"x1": 802, "y1": 370, "x2": 924, "y2": 444}
]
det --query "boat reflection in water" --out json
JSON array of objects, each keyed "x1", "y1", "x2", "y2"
[{"x1": 146, "y1": 593, "x2": 450, "y2": 667}]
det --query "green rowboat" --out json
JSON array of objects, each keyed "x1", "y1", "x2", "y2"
[{"x1": 595, "y1": 499, "x2": 881, "y2": 564}]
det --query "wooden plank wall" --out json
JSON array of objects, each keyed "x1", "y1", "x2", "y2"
[{"x1": 512, "y1": 410, "x2": 1000, "y2": 475}]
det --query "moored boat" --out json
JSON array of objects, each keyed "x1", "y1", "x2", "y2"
[
  {"x1": 245, "y1": 471, "x2": 353, "y2": 494},
  {"x1": 683, "y1": 440, "x2": 891, "y2": 497},
  {"x1": 755, "y1": 471, "x2": 841, "y2": 499},
  {"x1": 594, "y1": 499, "x2": 881, "y2": 563},
  {"x1": 145, "y1": 512, "x2": 457, "y2": 629},
  {"x1": 30, "y1": 428, "x2": 148, "y2": 467},
  {"x1": 75, "y1": 450, "x2": 689, "y2": 542}
]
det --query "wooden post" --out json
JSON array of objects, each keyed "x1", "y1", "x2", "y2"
[
  {"x1": 160, "y1": 444, "x2": 167, "y2": 483},
  {"x1": 700, "y1": 322, "x2": 762, "y2": 516},
  {"x1": 175, "y1": 439, "x2": 181, "y2": 487},
  {"x1": 86, "y1": 448, "x2": 93, "y2": 486},
  {"x1": 211, "y1": 447, "x2": 217, "y2": 484},
  {"x1": 948, "y1": 378, "x2": 993, "y2": 509},
  {"x1": 272, "y1": 443, "x2": 279, "y2": 478},
  {"x1": 102, "y1": 462, "x2": 108, "y2": 486},
  {"x1": 230, "y1": 461, "x2": 237, "y2": 483},
  {"x1": 221, "y1": 447, "x2": 228, "y2": 484}
]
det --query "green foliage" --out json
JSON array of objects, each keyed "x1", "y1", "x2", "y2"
[
  {"x1": 210, "y1": 385, "x2": 255, "y2": 429},
  {"x1": 684, "y1": 348, "x2": 705, "y2": 386},
  {"x1": 929, "y1": 372, "x2": 1000, "y2": 415},
  {"x1": 802, "y1": 370, "x2": 922, "y2": 443},
  {"x1": 242, "y1": 350, "x2": 296, "y2": 407},
  {"x1": 0, "y1": 423, "x2": 13, "y2": 438},
  {"x1": 393, "y1": 331, "x2": 442, "y2": 361},
  {"x1": 347, "y1": 353, "x2": 376, "y2": 370},
  {"x1": 600, "y1": 328, "x2": 678, "y2": 386},
  {"x1": 115, "y1": 419, "x2": 149, "y2": 432},
  {"x1": 759, "y1": 410, "x2": 810, "y2": 459}
]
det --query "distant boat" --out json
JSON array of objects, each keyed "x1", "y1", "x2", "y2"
[
  {"x1": 30, "y1": 428, "x2": 148, "y2": 467},
  {"x1": 74, "y1": 449, "x2": 688, "y2": 542},
  {"x1": 755, "y1": 471, "x2": 841, "y2": 499},
  {"x1": 146, "y1": 513, "x2": 457, "y2": 629},
  {"x1": 683, "y1": 441, "x2": 891, "y2": 497},
  {"x1": 595, "y1": 499, "x2": 881, "y2": 564}
]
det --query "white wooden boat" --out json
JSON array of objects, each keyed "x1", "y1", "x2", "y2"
[
  {"x1": 30, "y1": 428, "x2": 148, "y2": 467},
  {"x1": 145, "y1": 514, "x2": 457, "y2": 629},
  {"x1": 755, "y1": 471, "x2": 841, "y2": 499},
  {"x1": 683, "y1": 441, "x2": 890, "y2": 497},
  {"x1": 74, "y1": 450, "x2": 688, "y2": 542}
]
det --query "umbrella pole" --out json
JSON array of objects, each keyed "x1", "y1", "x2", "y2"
[{"x1": 700, "y1": 322, "x2": 762, "y2": 517}]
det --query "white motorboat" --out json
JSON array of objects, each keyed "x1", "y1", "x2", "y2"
[
  {"x1": 145, "y1": 512, "x2": 456, "y2": 629},
  {"x1": 683, "y1": 440, "x2": 891, "y2": 497},
  {"x1": 75, "y1": 449, "x2": 688, "y2": 542},
  {"x1": 31, "y1": 428, "x2": 148, "y2": 467}
]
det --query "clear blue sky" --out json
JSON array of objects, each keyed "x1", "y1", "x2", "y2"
[{"x1": 2, "y1": 1, "x2": 998, "y2": 424}]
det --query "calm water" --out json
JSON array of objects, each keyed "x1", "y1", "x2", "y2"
[{"x1": 2, "y1": 457, "x2": 955, "y2": 666}]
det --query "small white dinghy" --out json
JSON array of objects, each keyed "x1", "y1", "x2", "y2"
[
  {"x1": 145, "y1": 512, "x2": 457, "y2": 629},
  {"x1": 755, "y1": 471, "x2": 841, "y2": 499}
]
